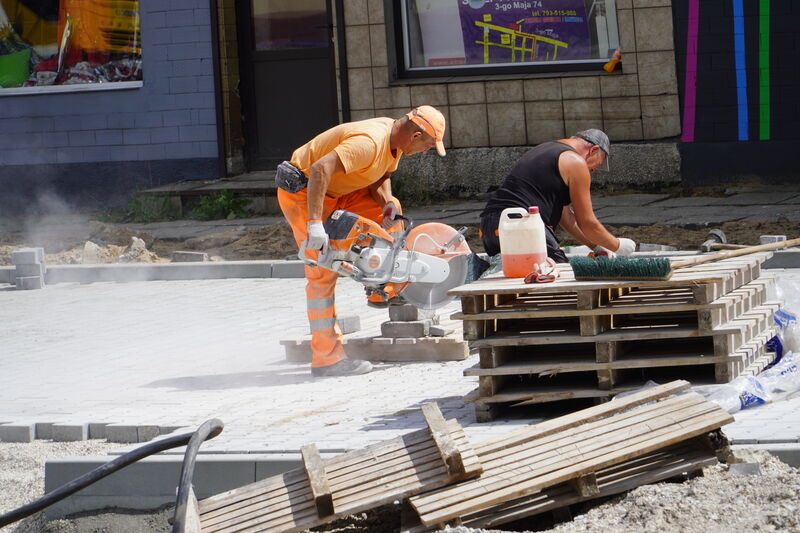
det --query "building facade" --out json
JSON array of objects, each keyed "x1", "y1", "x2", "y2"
[{"x1": 1, "y1": 0, "x2": 797, "y2": 212}]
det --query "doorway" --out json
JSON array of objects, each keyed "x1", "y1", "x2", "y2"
[{"x1": 236, "y1": 0, "x2": 339, "y2": 170}]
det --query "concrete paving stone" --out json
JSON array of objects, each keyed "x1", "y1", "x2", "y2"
[
  {"x1": 52, "y1": 423, "x2": 89, "y2": 441},
  {"x1": 652, "y1": 192, "x2": 799, "y2": 207},
  {"x1": 381, "y1": 320, "x2": 430, "y2": 338},
  {"x1": 1, "y1": 266, "x2": 13, "y2": 284},
  {"x1": 597, "y1": 206, "x2": 682, "y2": 226},
  {"x1": 10, "y1": 248, "x2": 43, "y2": 265},
  {"x1": 104, "y1": 425, "x2": 141, "y2": 444},
  {"x1": 45, "y1": 454, "x2": 260, "y2": 518},
  {"x1": 44, "y1": 261, "x2": 273, "y2": 284},
  {"x1": 335, "y1": 315, "x2": 361, "y2": 334},
  {"x1": 138, "y1": 425, "x2": 161, "y2": 443},
  {"x1": 271, "y1": 261, "x2": 305, "y2": 278},
  {"x1": 35, "y1": 422, "x2": 54, "y2": 439},
  {"x1": 591, "y1": 194, "x2": 671, "y2": 207},
  {"x1": 0, "y1": 423, "x2": 34, "y2": 442},
  {"x1": 15, "y1": 263, "x2": 44, "y2": 277},
  {"x1": 15, "y1": 275, "x2": 44, "y2": 290},
  {"x1": 171, "y1": 251, "x2": 209, "y2": 262},
  {"x1": 389, "y1": 304, "x2": 419, "y2": 322},
  {"x1": 777, "y1": 194, "x2": 800, "y2": 204}
]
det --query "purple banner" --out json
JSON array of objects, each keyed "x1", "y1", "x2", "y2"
[{"x1": 458, "y1": 0, "x2": 591, "y2": 64}]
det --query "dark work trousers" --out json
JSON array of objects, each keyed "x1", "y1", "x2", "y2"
[{"x1": 479, "y1": 212, "x2": 569, "y2": 263}]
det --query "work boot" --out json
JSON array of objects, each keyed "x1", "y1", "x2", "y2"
[{"x1": 311, "y1": 358, "x2": 372, "y2": 377}]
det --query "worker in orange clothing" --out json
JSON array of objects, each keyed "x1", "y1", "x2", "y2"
[{"x1": 276, "y1": 106, "x2": 447, "y2": 377}]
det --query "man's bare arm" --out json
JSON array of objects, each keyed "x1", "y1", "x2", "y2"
[
  {"x1": 368, "y1": 174, "x2": 393, "y2": 207},
  {"x1": 559, "y1": 206, "x2": 596, "y2": 248},
  {"x1": 307, "y1": 151, "x2": 345, "y2": 219},
  {"x1": 560, "y1": 152, "x2": 619, "y2": 250}
]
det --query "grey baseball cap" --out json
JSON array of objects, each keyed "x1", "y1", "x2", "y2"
[{"x1": 574, "y1": 129, "x2": 610, "y2": 171}]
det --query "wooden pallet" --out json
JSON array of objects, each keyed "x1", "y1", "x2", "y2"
[
  {"x1": 194, "y1": 403, "x2": 481, "y2": 533},
  {"x1": 407, "y1": 381, "x2": 733, "y2": 527},
  {"x1": 448, "y1": 255, "x2": 780, "y2": 421},
  {"x1": 402, "y1": 437, "x2": 719, "y2": 532}
]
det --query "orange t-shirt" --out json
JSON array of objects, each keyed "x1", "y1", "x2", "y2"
[{"x1": 290, "y1": 117, "x2": 402, "y2": 198}]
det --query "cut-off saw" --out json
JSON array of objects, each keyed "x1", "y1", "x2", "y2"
[{"x1": 299, "y1": 210, "x2": 489, "y2": 309}]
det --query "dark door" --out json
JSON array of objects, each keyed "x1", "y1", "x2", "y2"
[{"x1": 237, "y1": 0, "x2": 339, "y2": 170}]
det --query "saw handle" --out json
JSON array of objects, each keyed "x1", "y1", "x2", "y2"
[
  {"x1": 298, "y1": 239, "x2": 330, "y2": 267},
  {"x1": 671, "y1": 237, "x2": 800, "y2": 270}
]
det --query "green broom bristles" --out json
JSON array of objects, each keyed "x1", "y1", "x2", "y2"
[{"x1": 569, "y1": 256, "x2": 673, "y2": 280}]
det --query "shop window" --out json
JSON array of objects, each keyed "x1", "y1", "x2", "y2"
[
  {"x1": 0, "y1": 0, "x2": 142, "y2": 93},
  {"x1": 393, "y1": 0, "x2": 620, "y2": 78}
]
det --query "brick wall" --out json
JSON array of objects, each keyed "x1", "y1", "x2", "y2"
[
  {"x1": 0, "y1": 0, "x2": 220, "y2": 210},
  {"x1": 340, "y1": 0, "x2": 681, "y2": 148}
]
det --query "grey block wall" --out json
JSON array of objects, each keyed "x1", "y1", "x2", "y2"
[{"x1": 0, "y1": 1, "x2": 220, "y2": 212}]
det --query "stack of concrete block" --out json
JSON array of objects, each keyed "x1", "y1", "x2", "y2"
[
  {"x1": 381, "y1": 304, "x2": 452, "y2": 338},
  {"x1": 11, "y1": 247, "x2": 46, "y2": 290}
]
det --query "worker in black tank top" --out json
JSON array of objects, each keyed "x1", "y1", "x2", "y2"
[{"x1": 480, "y1": 129, "x2": 637, "y2": 267}]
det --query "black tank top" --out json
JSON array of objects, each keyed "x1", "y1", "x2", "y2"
[{"x1": 481, "y1": 141, "x2": 574, "y2": 227}]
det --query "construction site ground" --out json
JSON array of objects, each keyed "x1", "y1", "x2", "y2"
[{"x1": 1, "y1": 187, "x2": 800, "y2": 532}]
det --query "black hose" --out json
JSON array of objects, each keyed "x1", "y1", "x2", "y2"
[
  {"x1": 171, "y1": 418, "x2": 224, "y2": 532},
  {"x1": 0, "y1": 419, "x2": 224, "y2": 528}
]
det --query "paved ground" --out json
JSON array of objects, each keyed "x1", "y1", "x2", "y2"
[{"x1": 2, "y1": 271, "x2": 799, "y2": 456}]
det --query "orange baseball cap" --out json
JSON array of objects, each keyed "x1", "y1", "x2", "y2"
[{"x1": 407, "y1": 105, "x2": 446, "y2": 156}]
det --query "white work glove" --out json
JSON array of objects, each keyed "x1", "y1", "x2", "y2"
[
  {"x1": 306, "y1": 220, "x2": 329, "y2": 253},
  {"x1": 381, "y1": 202, "x2": 399, "y2": 230},
  {"x1": 615, "y1": 238, "x2": 637, "y2": 256},
  {"x1": 592, "y1": 245, "x2": 616, "y2": 259}
]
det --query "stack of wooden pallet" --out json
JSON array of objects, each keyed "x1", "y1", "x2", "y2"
[
  {"x1": 184, "y1": 381, "x2": 733, "y2": 532},
  {"x1": 449, "y1": 253, "x2": 780, "y2": 421}
]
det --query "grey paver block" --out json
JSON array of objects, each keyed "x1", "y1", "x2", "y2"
[
  {"x1": 381, "y1": 320, "x2": 430, "y2": 338},
  {"x1": 15, "y1": 263, "x2": 44, "y2": 277},
  {"x1": 52, "y1": 423, "x2": 89, "y2": 441},
  {"x1": 105, "y1": 425, "x2": 140, "y2": 443},
  {"x1": 15, "y1": 276, "x2": 44, "y2": 290},
  {"x1": 728, "y1": 462, "x2": 762, "y2": 476},
  {"x1": 335, "y1": 315, "x2": 361, "y2": 334},
  {"x1": 763, "y1": 251, "x2": 800, "y2": 269},
  {"x1": 138, "y1": 425, "x2": 161, "y2": 443},
  {"x1": 45, "y1": 454, "x2": 260, "y2": 518},
  {"x1": 88, "y1": 423, "x2": 110, "y2": 439},
  {"x1": 597, "y1": 206, "x2": 681, "y2": 226},
  {"x1": 592, "y1": 194, "x2": 670, "y2": 207},
  {"x1": 271, "y1": 261, "x2": 305, "y2": 278},
  {"x1": 389, "y1": 304, "x2": 419, "y2": 322},
  {"x1": 171, "y1": 251, "x2": 209, "y2": 262},
  {"x1": 11, "y1": 248, "x2": 42, "y2": 265},
  {"x1": 1, "y1": 266, "x2": 13, "y2": 284},
  {"x1": 760, "y1": 235, "x2": 787, "y2": 244},
  {"x1": 0, "y1": 423, "x2": 34, "y2": 442},
  {"x1": 44, "y1": 262, "x2": 273, "y2": 284},
  {"x1": 429, "y1": 325, "x2": 454, "y2": 337},
  {"x1": 35, "y1": 422, "x2": 54, "y2": 439}
]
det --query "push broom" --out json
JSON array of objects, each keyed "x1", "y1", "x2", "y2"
[{"x1": 569, "y1": 237, "x2": 800, "y2": 281}]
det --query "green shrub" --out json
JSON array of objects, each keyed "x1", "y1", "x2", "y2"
[
  {"x1": 188, "y1": 190, "x2": 251, "y2": 221},
  {"x1": 97, "y1": 194, "x2": 181, "y2": 223}
]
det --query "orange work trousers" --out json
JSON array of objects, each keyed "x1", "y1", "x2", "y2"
[{"x1": 278, "y1": 187, "x2": 402, "y2": 368}]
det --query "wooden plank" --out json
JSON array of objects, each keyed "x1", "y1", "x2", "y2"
[
  {"x1": 421, "y1": 402, "x2": 468, "y2": 480},
  {"x1": 185, "y1": 485, "x2": 202, "y2": 533},
  {"x1": 301, "y1": 444, "x2": 334, "y2": 518},
  {"x1": 471, "y1": 325, "x2": 705, "y2": 348},
  {"x1": 473, "y1": 380, "x2": 690, "y2": 456}
]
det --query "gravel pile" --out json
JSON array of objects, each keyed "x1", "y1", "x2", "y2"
[{"x1": 0, "y1": 442, "x2": 797, "y2": 533}]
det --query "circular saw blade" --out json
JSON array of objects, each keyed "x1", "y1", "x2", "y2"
[{"x1": 399, "y1": 253, "x2": 470, "y2": 310}]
